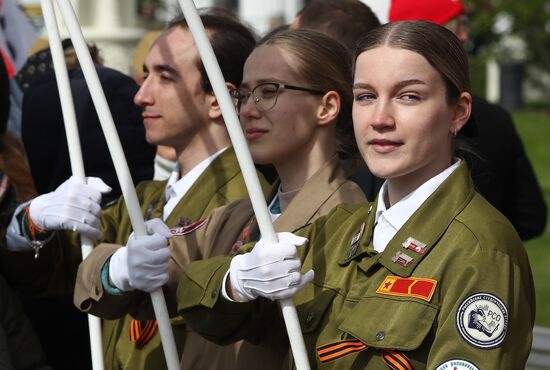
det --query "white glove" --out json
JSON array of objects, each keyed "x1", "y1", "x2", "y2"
[
  {"x1": 109, "y1": 218, "x2": 172, "y2": 292},
  {"x1": 29, "y1": 176, "x2": 111, "y2": 239},
  {"x1": 229, "y1": 232, "x2": 314, "y2": 302}
]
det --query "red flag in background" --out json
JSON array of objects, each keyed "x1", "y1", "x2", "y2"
[{"x1": 0, "y1": 0, "x2": 38, "y2": 78}]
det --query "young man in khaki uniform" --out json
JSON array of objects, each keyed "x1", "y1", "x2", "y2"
[{"x1": 3, "y1": 14, "x2": 268, "y2": 370}]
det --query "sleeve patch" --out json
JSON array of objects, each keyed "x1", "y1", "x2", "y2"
[
  {"x1": 435, "y1": 359, "x2": 479, "y2": 370},
  {"x1": 456, "y1": 293, "x2": 508, "y2": 349}
]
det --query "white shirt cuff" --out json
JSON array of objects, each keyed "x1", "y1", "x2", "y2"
[{"x1": 221, "y1": 269, "x2": 237, "y2": 302}]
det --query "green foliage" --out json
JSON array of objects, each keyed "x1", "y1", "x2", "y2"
[
  {"x1": 513, "y1": 110, "x2": 550, "y2": 326},
  {"x1": 465, "y1": 0, "x2": 550, "y2": 73}
]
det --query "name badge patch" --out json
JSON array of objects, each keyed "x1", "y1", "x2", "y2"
[
  {"x1": 435, "y1": 359, "x2": 479, "y2": 370},
  {"x1": 376, "y1": 276, "x2": 437, "y2": 302},
  {"x1": 456, "y1": 293, "x2": 508, "y2": 349},
  {"x1": 402, "y1": 236, "x2": 427, "y2": 254},
  {"x1": 391, "y1": 251, "x2": 413, "y2": 267},
  {"x1": 170, "y1": 218, "x2": 207, "y2": 235}
]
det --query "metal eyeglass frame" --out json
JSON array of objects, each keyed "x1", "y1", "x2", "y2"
[{"x1": 230, "y1": 82, "x2": 325, "y2": 113}]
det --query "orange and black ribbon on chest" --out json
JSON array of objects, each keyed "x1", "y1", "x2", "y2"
[
  {"x1": 129, "y1": 319, "x2": 158, "y2": 348},
  {"x1": 317, "y1": 338, "x2": 413, "y2": 369}
]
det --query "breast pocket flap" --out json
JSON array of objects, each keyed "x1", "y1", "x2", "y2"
[{"x1": 339, "y1": 295, "x2": 438, "y2": 351}]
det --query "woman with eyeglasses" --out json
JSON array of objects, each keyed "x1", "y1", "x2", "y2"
[
  {"x1": 177, "y1": 21, "x2": 534, "y2": 369},
  {"x1": 74, "y1": 29, "x2": 366, "y2": 370}
]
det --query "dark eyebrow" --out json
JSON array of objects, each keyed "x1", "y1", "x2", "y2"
[
  {"x1": 394, "y1": 79, "x2": 426, "y2": 89},
  {"x1": 152, "y1": 64, "x2": 180, "y2": 78},
  {"x1": 241, "y1": 79, "x2": 283, "y2": 89},
  {"x1": 352, "y1": 82, "x2": 372, "y2": 90},
  {"x1": 352, "y1": 79, "x2": 427, "y2": 90}
]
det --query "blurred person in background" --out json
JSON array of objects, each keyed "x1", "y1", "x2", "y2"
[
  {"x1": 389, "y1": 0, "x2": 547, "y2": 240},
  {"x1": 3, "y1": 41, "x2": 155, "y2": 370},
  {"x1": 0, "y1": 45, "x2": 52, "y2": 370}
]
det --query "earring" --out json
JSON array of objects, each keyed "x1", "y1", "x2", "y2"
[{"x1": 453, "y1": 128, "x2": 458, "y2": 137}]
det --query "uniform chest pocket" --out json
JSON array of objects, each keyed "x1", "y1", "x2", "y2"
[
  {"x1": 297, "y1": 288, "x2": 338, "y2": 334},
  {"x1": 339, "y1": 295, "x2": 439, "y2": 351}
]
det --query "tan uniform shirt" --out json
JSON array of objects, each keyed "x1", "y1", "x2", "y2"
[
  {"x1": 178, "y1": 162, "x2": 535, "y2": 370},
  {"x1": 76, "y1": 147, "x2": 267, "y2": 370}
]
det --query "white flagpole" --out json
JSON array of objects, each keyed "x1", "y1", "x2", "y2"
[
  {"x1": 39, "y1": 0, "x2": 104, "y2": 368},
  {"x1": 176, "y1": 1, "x2": 311, "y2": 369},
  {"x1": 52, "y1": 1, "x2": 180, "y2": 369}
]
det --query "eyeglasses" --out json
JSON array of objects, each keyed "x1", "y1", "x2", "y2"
[{"x1": 230, "y1": 82, "x2": 325, "y2": 113}]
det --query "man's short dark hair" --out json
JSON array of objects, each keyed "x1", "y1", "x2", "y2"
[
  {"x1": 296, "y1": 0, "x2": 380, "y2": 53},
  {"x1": 168, "y1": 13, "x2": 256, "y2": 92}
]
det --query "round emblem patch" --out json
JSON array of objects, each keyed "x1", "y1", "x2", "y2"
[
  {"x1": 435, "y1": 359, "x2": 479, "y2": 370},
  {"x1": 456, "y1": 293, "x2": 508, "y2": 349}
]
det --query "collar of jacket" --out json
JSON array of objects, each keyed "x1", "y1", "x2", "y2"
[
  {"x1": 342, "y1": 161, "x2": 475, "y2": 278},
  {"x1": 247, "y1": 155, "x2": 351, "y2": 239},
  {"x1": 164, "y1": 146, "x2": 241, "y2": 225}
]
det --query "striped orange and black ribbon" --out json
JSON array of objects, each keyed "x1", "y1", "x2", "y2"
[
  {"x1": 317, "y1": 339, "x2": 367, "y2": 363},
  {"x1": 129, "y1": 319, "x2": 158, "y2": 348},
  {"x1": 381, "y1": 349, "x2": 414, "y2": 370},
  {"x1": 317, "y1": 338, "x2": 413, "y2": 369}
]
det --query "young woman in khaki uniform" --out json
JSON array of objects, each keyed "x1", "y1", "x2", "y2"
[
  {"x1": 74, "y1": 30, "x2": 366, "y2": 369},
  {"x1": 177, "y1": 21, "x2": 535, "y2": 370}
]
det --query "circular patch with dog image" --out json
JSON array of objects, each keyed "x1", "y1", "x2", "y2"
[{"x1": 456, "y1": 293, "x2": 508, "y2": 349}]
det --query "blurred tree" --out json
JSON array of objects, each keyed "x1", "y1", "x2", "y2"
[{"x1": 465, "y1": 0, "x2": 550, "y2": 96}]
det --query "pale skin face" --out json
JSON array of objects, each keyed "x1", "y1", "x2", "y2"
[
  {"x1": 352, "y1": 46, "x2": 471, "y2": 205},
  {"x1": 134, "y1": 27, "x2": 229, "y2": 173},
  {"x1": 239, "y1": 44, "x2": 339, "y2": 191}
]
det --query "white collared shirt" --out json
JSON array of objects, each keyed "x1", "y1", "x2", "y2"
[
  {"x1": 372, "y1": 159, "x2": 461, "y2": 253},
  {"x1": 163, "y1": 147, "x2": 227, "y2": 220}
]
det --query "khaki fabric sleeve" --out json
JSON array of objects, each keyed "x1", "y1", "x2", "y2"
[
  {"x1": 176, "y1": 218, "x2": 321, "y2": 346},
  {"x1": 427, "y1": 246, "x2": 535, "y2": 369},
  {"x1": 177, "y1": 255, "x2": 283, "y2": 346},
  {"x1": 73, "y1": 243, "x2": 121, "y2": 317},
  {"x1": 73, "y1": 203, "x2": 250, "y2": 320}
]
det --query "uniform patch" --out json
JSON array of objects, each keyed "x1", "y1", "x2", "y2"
[
  {"x1": 456, "y1": 293, "x2": 508, "y2": 349},
  {"x1": 347, "y1": 222, "x2": 365, "y2": 259},
  {"x1": 435, "y1": 359, "x2": 479, "y2": 370},
  {"x1": 376, "y1": 276, "x2": 437, "y2": 302},
  {"x1": 170, "y1": 218, "x2": 207, "y2": 235},
  {"x1": 391, "y1": 251, "x2": 413, "y2": 267},
  {"x1": 317, "y1": 339, "x2": 367, "y2": 363},
  {"x1": 402, "y1": 236, "x2": 427, "y2": 254}
]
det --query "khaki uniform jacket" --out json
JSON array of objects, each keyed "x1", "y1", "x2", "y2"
[
  {"x1": 75, "y1": 156, "x2": 365, "y2": 370},
  {"x1": 178, "y1": 161, "x2": 535, "y2": 370},
  {"x1": 178, "y1": 156, "x2": 366, "y2": 370},
  {"x1": 80, "y1": 147, "x2": 265, "y2": 370}
]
